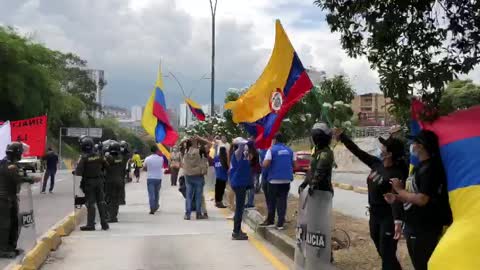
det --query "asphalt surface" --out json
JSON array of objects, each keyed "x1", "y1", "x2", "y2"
[{"x1": 1, "y1": 170, "x2": 78, "y2": 269}]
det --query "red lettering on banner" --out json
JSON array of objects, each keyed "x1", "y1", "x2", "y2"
[{"x1": 9, "y1": 116, "x2": 48, "y2": 157}]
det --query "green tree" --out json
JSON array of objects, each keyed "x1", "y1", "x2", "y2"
[
  {"x1": 315, "y1": 0, "x2": 480, "y2": 118},
  {"x1": 440, "y1": 79, "x2": 480, "y2": 115}
]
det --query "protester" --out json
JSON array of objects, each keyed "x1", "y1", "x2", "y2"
[
  {"x1": 182, "y1": 136, "x2": 210, "y2": 220},
  {"x1": 261, "y1": 133, "x2": 295, "y2": 230},
  {"x1": 229, "y1": 137, "x2": 252, "y2": 240},
  {"x1": 214, "y1": 146, "x2": 228, "y2": 208},
  {"x1": 245, "y1": 140, "x2": 260, "y2": 209},
  {"x1": 334, "y1": 128, "x2": 407, "y2": 270},
  {"x1": 132, "y1": 150, "x2": 143, "y2": 183},
  {"x1": 221, "y1": 135, "x2": 231, "y2": 152},
  {"x1": 384, "y1": 130, "x2": 452, "y2": 270},
  {"x1": 142, "y1": 145, "x2": 165, "y2": 215},
  {"x1": 259, "y1": 148, "x2": 271, "y2": 217},
  {"x1": 170, "y1": 147, "x2": 181, "y2": 186},
  {"x1": 41, "y1": 147, "x2": 59, "y2": 194}
]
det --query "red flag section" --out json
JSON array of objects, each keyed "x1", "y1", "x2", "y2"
[{"x1": 1, "y1": 116, "x2": 48, "y2": 157}]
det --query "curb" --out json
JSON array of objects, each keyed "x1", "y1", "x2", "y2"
[
  {"x1": 243, "y1": 209, "x2": 296, "y2": 260},
  {"x1": 11, "y1": 208, "x2": 86, "y2": 270}
]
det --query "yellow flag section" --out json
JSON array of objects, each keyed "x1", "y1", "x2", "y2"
[
  {"x1": 141, "y1": 66, "x2": 171, "y2": 159},
  {"x1": 224, "y1": 20, "x2": 295, "y2": 123},
  {"x1": 429, "y1": 185, "x2": 480, "y2": 270}
]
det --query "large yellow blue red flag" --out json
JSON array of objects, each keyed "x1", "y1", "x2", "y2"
[
  {"x1": 415, "y1": 105, "x2": 480, "y2": 270},
  {"x1": 224, "y1": 20, "x2": 313, "y2": 149},
  {"x1": 185, "y1": 98, "x2": 206, "y2": 121},
  {"x1": 142, "y1": 65, "x2": 178, "y2": 159}
]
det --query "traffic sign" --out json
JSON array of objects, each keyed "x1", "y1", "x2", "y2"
[{"x1": 65, "y1": 128, "x2": 103, "y2": 138}]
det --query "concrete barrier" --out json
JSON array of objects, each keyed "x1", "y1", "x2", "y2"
[
  {"x1": 353, "y1": 186, "x2": 368, "y2": 194},
  {"x1": 337, "y1": 183, "x2": 354, "y2": 190},
  {"x1": 21, "y1": 240, "x2": 50, "y2": 270}
]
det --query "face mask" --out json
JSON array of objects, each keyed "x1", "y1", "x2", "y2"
[
  {"x1": 374, "y1": 147, "x2": 382, "y2": 159},
  {"x1": 410, "y1": 144, "x2": 418, "y2": 158}
]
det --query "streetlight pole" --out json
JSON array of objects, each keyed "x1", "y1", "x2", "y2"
[{"x1": 209, "y1": 0, "x2": 218, "y2": 116}]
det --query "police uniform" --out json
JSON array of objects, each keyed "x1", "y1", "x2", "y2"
[
  {"x1": 105, "y1": 154, "x2": 124, "y2": 222},
  {"x1": 75, "y1": 152, "x2": 110, "y2": 230},
  {"x1": 0, "y1": 144, "x2": 34, "y2": 258},
  {"x1": 300, "y1": 146, "x2": 334, "y2": 193}
]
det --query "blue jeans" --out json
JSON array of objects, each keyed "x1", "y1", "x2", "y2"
[
  {"x1": 147, "y1": 178, "x2": 162, "y2": 211},
  {"x1": 185, "y1": 175, "x2": 205, "y2": 217},
  {"x1": 42, "y1": 169, "x2": 57, "y2": 192},
  {"x1": 232, "y1": 186, "x2": 247, "y2": 234}
]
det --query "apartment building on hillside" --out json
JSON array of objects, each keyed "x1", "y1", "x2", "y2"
[{"x1": 351, "y1": 93, "x2": 393, "y2": 126}]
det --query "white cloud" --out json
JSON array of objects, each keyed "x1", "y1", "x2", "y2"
[{"x1": 11, "y1": 0, "x2": 480, "y2": 111}]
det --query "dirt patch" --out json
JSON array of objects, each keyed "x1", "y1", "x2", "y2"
[{"x1": 249, "y1": 192, "x2": 414, "y2": 270}]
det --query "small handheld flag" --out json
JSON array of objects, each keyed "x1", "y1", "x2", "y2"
[
  {"x1": 185, "y1": 98, "x2": 206, "y2": 121},
  {"x1": 142, "y1": 65, "x2": 178, "y2": 158}
]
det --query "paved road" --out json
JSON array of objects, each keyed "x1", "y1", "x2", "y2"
[
  {"x1": 295, "y1": 171, "x2": 369, "y2": 188},
  {"x1": 41, "y1": 175, "x2": 292, "y2": 270},
  {"x1": 290, "y1": 178, "x2": 369, "y2": 220},
  {"x1": 1, "y1": 170, "x2": 82, "y2": 269}
]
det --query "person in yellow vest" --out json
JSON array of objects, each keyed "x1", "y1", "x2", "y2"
[{"x1": 131, "y1": 150, "x2": 143, "y2": 183}]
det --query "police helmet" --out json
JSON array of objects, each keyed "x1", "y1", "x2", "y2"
[
  {"x1": 6, "y1": 142, "x2": 24, "y2": 161},
  {"x1": 311, "y1": 122, "x2": 332, "y2": 147},
  {"x1": 119, "y1": 140, "x2": 130, "y2": 153},
  {"x1": 107, "y1": 141, "x2": 121, "y2": 155},
  {"x1": 79, "y1": 136, "x2": 95, "y2": 153}
]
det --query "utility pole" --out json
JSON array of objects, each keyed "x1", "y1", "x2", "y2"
[{"x1": 209, "y1": 0, "x2": 218, "y2": 116}]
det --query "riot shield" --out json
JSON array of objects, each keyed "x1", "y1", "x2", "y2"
[
  {"x1": 305, "y1": 190, "x2": 333, "y2": 270},
  {"x1": 294, "y1": 188, "x2": 308, "y2": 270},
  {"x1": 16, "y1": 182, "x2": 37, "y2": 255}
]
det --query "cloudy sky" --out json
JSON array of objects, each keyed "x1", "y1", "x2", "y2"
[{"x1": 0, "y1": 0, "x2": 397, "y2": 111}]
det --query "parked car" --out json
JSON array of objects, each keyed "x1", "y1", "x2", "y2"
[
  {"x1": 294, "y1": 151, "x2": 311, "y2": 173},
  {"x1": 17, "y1": 156, "x2": 44, "y2": 173}
]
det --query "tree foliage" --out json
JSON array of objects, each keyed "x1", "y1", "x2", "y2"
[
  {"x1": 440, "y1": 79, "x2": 480, "y2": 115},
  {"x1": 315, "y1": 0, "x2": 480, "y2": 117}
]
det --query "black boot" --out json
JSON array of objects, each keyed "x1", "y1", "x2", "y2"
[
  {"x1": 101, "y1": 222, "x2": 110, "y2": 231},
  {"x1": 0, "y1": 249, "x2": 17, "y2": 258},
  {"x1": 80, "y1": 225, "x2": 95, "y2": 231}
]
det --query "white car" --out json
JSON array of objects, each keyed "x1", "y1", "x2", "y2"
[{"x1": 17, "y1": 156, "x2": 44, "y2": 173}]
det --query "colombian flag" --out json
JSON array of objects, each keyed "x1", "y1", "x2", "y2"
[
  {"x1": 417, "y1": 106, "x2": 480, "y2": 270},
  {"x1": 409, "y1": 98, "x2": 425, "y2": 174},
  {"x1": 142, "y1": 66, "x2": 178, "y2": 159},
  {"x1": 225, "y1": 20, "x2": 313, "y2": 149},
  {"x1": 185, "y1": 98, "x2": 206, "y2": 121}
]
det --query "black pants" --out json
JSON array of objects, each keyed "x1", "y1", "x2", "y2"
[
  {"x1": 369, "y1": 215, "x2": 402, "y2": 270},
  {"x1": 262, "y1": 179, "x2": 272, "y2": 213},
  {"x1": 232, "y1": 186, "x2": 247, "y2": 234},
  {"x1": 215, "y1": 179, "x2": 227, "y2": 203},
  {"x1": 85, "y1": 179, "x2": 108, "y2": 226},
  {"x1": 105, "y1": 182, "x2": 122, "y2": 220},
  {"x1": 119, "y1": 179, "x2": 126, "y2": 205},
  {"x1": 170, "y1": 168, "x2": 179, "y2": 186},
  {"x1": 42, "y1": 169, "x2": 56, "y2": 192},
  {"x1": 0, "y1": 199, "x2": 19, "y2": 251},
  {"x1": 405, "y1": 227, "x2": 442, "y2": 270},
  {"x1": 266, "y1": 183, "x2": 290, "y2": 227}
]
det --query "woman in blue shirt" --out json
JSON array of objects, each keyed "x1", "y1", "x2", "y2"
[
  {"x1": 229, "y1": 138, "x2": 252, "y2": 240},
  {"x1": 214, "y1": 146, "x2": 229, "y2": 208}
]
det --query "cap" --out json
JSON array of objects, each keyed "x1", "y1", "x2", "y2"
[
  {"x1": 232, "y1": 137, "x2": 248, "y2": 145},
  {"x1": 312, "y1": 122, "x2": 332, "y2": 136},
  {"x1": 411, "y1": 130, "x2": 439, "y2": 156},
  {"x1": 378, "y1": 137, "x2": 405, "y2": 159}
]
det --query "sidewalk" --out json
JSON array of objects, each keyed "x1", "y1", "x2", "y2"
[{"x1": 41, "y1": 175, "x2": 286, "y2": 270}]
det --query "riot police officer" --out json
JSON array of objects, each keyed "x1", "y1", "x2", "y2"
[
  {"x1": 75, "y1": 136, "x2": 110, "y2": 231},
  {"x1": 119, "y1": 140, "x2": 131, "y2": 205},
  {"x1": 0, "y1": 142, "x2": 40, "y2": 258},
  {"x1": 104, "y1": 141, "x2": 124, "y2": 223},
  {"x1": 296, "y1": 122, "x2": 334, "y2": 270}
]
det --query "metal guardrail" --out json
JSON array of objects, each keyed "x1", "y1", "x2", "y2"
[{"x1": 291, "y1": 126, "x2": 392, "y2": 146}]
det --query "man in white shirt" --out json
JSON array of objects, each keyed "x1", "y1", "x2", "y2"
[{"x1": 143, "y1": 145, "x2": 165, "y2": 215}]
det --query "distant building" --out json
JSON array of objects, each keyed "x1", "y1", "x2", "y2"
[
  {"x1": 351, "y1": 93, "x2": 393, "y2": 126},
  {"x1": 103, "y1": 105, "x2": 130, "y2": 120},
  {"x1": 167, "y1": 109, "x2": 179, "y2": 130},
  {"x1": 86, "y1": 69, "x2": 105, "y2": 118},
  {"x1": 306, "y1": 67, "x2": 327, "y2": 85},
  {"x1": 118, "y1": 119, "x2": 143, "y2": 135},
  {"x1": 131, "y1": 106, "x2": 143, "y2": 121}
]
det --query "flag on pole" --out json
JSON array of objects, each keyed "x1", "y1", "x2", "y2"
[
  {"x1": 185, "y1": 98, "x2": 206, "y2": 121},
  {"x1": 224, "y1": 20, "x2": 313, "y2": 149},
  {"x1": 142, "y1": 65, "x2": 178, "y2": 158}
]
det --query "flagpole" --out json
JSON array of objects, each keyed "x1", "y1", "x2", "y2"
[{"x1": 209, "y1": 0, "x2": 218, "y2": 116}]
